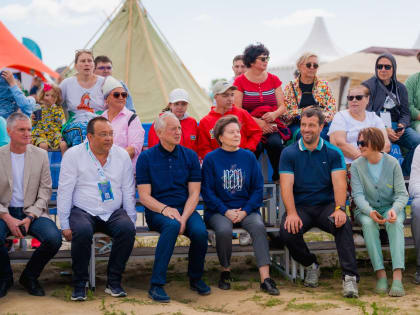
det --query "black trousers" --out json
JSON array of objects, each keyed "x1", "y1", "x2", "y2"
[
  {"x1": 69, "y1": 207, "x2": 136, "y2": 287},
  {"x1": 254, "y1": 132, "x2": 283, "y2": 181},
  {"x1": 280, "y1": 203, "x2": 359, "y2": 280}
]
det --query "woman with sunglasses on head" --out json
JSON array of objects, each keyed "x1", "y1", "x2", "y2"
[
  {"x1": 283, "y1": 52, "x2": 336, "y2": 141},
  {"x1": 234, "y1": 43, "x2": 290, "y2": 184},
  {"x1": 362, "y1": 53, "x2": 420, "y2": 176},
  {"x1": 329, "y1": 85, "x2": 390, "y2": 165},
  {"x1": 101, "y1": 76, "x2": 144, "y2": 171},
  {"x1": 351, "y1": 127, "x2": 408, "y2": 297},
  {"x1": 60, "y1": 49, "x2": 105, "y2": 148}
]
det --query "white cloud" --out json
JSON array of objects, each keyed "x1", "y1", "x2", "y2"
[
  {"x1": 263, "y1": 9, "x2": 335, "y2": 28},
  {"x1": 192, "y1": 14, "x2": 212, "y2": 22},
  {"x1": 0, "y1": 0, "x2": 121, "y2": 25}
]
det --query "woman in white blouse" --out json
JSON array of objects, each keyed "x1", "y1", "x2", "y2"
[{"x1": 329, "y1": 85, "x2": 390, "y2": 165}]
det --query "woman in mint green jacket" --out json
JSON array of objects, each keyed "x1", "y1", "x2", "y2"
[
  {"x1": 406, "y1": 52, "x2": 420, "y2": 132},
  {"x1": 350, "y1": 127, "x2": 408, "y2": 297}
]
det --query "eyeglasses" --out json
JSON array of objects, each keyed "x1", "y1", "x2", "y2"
[
  {"x1": 356, "y1": 140, "x2": 367, "y2": 147},
  {"x1": 256, "y1": 56, "x2": 270, "y2": 62},
  {"x1": 96, "y1": 132, "x2": 114, "y2": 138},
  {"x1": 377, "y1": 64, "x2": 392, "y2": 70},
  {"x1": 112, "y1": 92, "x2": 128, "y2": 99},
  {"x1": 306, "y1": 63, "x2": 319, "y2": 69},
  {"x1": 347, "y1": 95, "x2": 365, "y2": 101},
  {"x1": 97, "y1": 66, "x2": 112, "y2": 70}
]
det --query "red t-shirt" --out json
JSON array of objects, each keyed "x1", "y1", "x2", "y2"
[
  {"x1": 234, "y1": 73, "x2": 282, "y2": 113},
  {"x1": 148, "y1": 116, "x2": 198, "y2": 153}
]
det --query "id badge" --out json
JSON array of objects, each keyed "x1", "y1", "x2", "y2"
[
  {"x1": 98, "y1": 181, "x2": 114, "y2": 202},
  {"x1": 380, "y1": 111, "x2": 392, "y2": 128}
]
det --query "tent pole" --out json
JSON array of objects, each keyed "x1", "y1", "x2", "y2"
[
  {"x1": 136, "y1": 0, "x2": 168, "y2": 104},
  {"x1": 124, "y1": 0, "x2": 133, "y2": 85}
]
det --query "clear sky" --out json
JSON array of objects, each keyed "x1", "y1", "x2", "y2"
[{"x1": 1, "y1": 0, "x2": 419, "y2": 88}]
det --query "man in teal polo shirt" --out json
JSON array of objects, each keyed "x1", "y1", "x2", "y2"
[{"x1": 279, "y1": 108, "x2": 359, "y2": 298}]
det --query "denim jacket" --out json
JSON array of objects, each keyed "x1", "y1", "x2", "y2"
[{"x1": 0, "y1": 76, "x2": 34, "y2": 118}]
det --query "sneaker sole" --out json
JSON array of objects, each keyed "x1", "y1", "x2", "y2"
[
  {"x1": 105, "y1": 288, "x2": 127, "y2": 297},
  {"x1": 303, "y1": 282, "x2": 319, "y2": 288},
  {"x1": 389, "y1": 291, "x2": 405, "y2": 297},
  {"x1": 190, "y1": 286, "x2": 211, "y2": 296},
  {"x1": 148, "y1": 293, "x2": 170, "y2": 303},
  {"x1": 71, "y1": 296, "x2": 87, "y2": 301},
  {"x1": 343, "y1": 292, "x2": 359, "y2": 298}
]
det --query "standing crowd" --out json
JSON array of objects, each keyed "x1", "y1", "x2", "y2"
[{"x1": 1, "y1": 45, "x2": 420, "y2": 302}]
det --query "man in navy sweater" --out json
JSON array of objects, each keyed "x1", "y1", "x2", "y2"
[{"x1": 136, "y1": 112, "x2": 210, "y2": 303}]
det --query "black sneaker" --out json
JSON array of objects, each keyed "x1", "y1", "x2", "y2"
[
  {"x1": 218, "y1": 271, "x2": 232, "y2": 290},
  {"x1": 105, "y1": 284, "x2": 127, "y2": 297},
  {"x1": 260, "y1": 278, "x2": 279, "y2": 295},
  {"x1": 71, "y1": 286, "x2": 87, "y2": 301}
]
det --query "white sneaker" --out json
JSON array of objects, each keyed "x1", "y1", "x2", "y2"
[
  {"x1": 304, "y1": 263, "x2": 320, "y2": 287},
  {"x1": 343, "y1": 275, "x2": 359, "y2": 298},
  {"x1": 353, "y1": 234, "x2": 365, "y2": 246},
  {"x1": 239, "y1": 232, "x2": 252, "y2": 246}
]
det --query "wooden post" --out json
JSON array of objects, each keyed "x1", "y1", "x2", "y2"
[{"x1": 124, "y1": 0, "x2": 133, "y2": 85}]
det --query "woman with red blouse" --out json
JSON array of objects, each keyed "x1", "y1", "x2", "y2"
[{"x1": 234, "y1": 43, "x2": 289, "y2": 183}]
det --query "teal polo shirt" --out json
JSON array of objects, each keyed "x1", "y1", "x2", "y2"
[{"x1": 279, "y1": 138, "x2": 345, "y2": 207}]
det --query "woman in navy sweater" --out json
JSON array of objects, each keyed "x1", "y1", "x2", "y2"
[{"x1": 201, "y1": 115, "x2": 279, "y2": 295}]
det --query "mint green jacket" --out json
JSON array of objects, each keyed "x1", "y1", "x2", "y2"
[
  {"x1": 406, "y1": 72, "x2": 420, "y2": 121},
  {"x1": 350, "y1": 153, "x2": 408, "y2": 216}
]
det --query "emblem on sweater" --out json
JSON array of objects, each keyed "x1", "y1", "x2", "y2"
[{"x1": 223, "y1": 165, "x2": 243, "y2": 192}]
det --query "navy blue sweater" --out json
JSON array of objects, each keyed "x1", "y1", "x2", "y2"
[{"x1": 201, "y1": 148, "x2": 264, "y2": 221}]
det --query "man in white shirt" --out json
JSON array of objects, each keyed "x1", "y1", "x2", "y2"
[
  {"x1": 58, "y1": 116, "x2": 136, "y2": 301},
  {"x1": 0, "y1": 113, "x2": 61, "y2": 298},
  {"x1": 409, "y1": 146, "x2": 420, "y2": 284}
]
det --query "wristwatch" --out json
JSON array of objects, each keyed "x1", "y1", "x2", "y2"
[{"x1": 335, "y1": 205, "x2": 346, "y2": 212}]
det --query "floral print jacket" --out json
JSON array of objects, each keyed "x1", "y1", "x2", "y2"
[{"x1": 282, "y1": 76, "x2": 337, "y2": 125}]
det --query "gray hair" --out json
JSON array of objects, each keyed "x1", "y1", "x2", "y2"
[
  {"x1": 7, "y1": 112, "x2": 31, "y2": 129},
  {"x1": 154, "y1": 111, "x2": 178, "y2": 132}
]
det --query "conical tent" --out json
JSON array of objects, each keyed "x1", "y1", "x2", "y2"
[
  {"x1": 89, "y1": 0, "x2": 211, "y2": 122},
  {"x1": 0, "y1": 21, "x2": 58, "y2": 80},
  {"x1": 414, "y1": 33, "x2": 420, "y2": 49}
]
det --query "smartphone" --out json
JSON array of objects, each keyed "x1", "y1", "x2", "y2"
[
  {"x1": 19, "y1": 225, "x2": 27, "y2": 237},
  {"x1": 395, "y1": 127, "x2": 404, "y2": 132},
  {"x1": 328, "y1": 216, "x2": 335, "y2": 224}
]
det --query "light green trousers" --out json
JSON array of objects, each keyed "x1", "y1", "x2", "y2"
[{"x1": 355, "y1": 208, "x2": 405, "y2": 271}]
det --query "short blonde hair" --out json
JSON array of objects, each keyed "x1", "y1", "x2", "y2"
[
  {"x1": 296, "y1": 52, "x2": 318, "y2": 69},
  {"x1": 348, "y1": 85, "x2": 370, "y2": 96}
]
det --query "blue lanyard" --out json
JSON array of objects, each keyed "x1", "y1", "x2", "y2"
[{"x1": 85, "y1": 141, "x2": 107, "y2": 182}]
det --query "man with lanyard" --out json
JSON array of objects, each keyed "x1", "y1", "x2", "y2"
[
  {"x1": 363, "y1": 53, "x2": 420, "y2": 176},
  {"x1": 58, "y1": 116, "x2": 136, "y2": 301},
  {"x1": 137, "y1": 111, "x2": 210, "y2": 303},
  {"x1": 279, "y1": 108, "x2": 359, "y2": 298},
  {"x1": 0, "y1": 113, "x2": 61, "y2": 298}
]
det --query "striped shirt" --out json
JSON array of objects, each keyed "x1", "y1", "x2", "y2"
[{"x1": 234, "y1": 73, "x2": 282, "y2": 113}]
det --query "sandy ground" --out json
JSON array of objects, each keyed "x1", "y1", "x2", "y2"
[{"x1": 2, "y1": 252, "x2": 420, "y2": 315}]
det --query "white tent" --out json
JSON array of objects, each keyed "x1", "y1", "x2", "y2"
[
  {"x1": 270, "y1": 17, "x2": 344, "y2": 83},
  {"x1": 414, "y1": 33, "x2": 420, "y2": 49}
]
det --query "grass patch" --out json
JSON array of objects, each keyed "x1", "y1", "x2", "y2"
[
  {"x1": 194, "y1": 304, "x2": 233, "y2": 313},
  {"x1": 264, "y1": 297, "x2": 284, "y2": 307},
  {"x1": 286, "y1": 298, "x2": 338, "y2": 311},
  {"x1": 231, "y1": 282, "x2": 250, "y2": 291},
  {"x1": 178, "y1": 298, "x2": 195, "y2": 304},
  {"x1": 50, "y1": 285, "x2": 73, "y2": 301},
  {"x1": 51, "y1": 261, "x2": 72, "y2": 269},
  {"x1": 342, "y1": 298, "x2": 367, "y2": 308},
  {"x1": 119, "y1": 297, "x2": 156, "y2": 305}
]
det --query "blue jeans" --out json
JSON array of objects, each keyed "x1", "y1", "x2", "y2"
[
  {"x1": 394, "y1": 125, "x2": 420, "y2": 176},
  {"x1": 69, "y1": 207, "x2": 135, "y2": 287},
  {"x1": 0, "y1": 207, "x2": 62, "y2": 280},
  {"x1": 145, "y1": 209, "x2": 208, "y2": 286}
]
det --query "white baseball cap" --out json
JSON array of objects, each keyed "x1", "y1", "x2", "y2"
[
  {"x1": 169, "y1": 88, "x2": 189, "y2": 103},
  {"x1": 102, "y1": 76, "x2": 123, "y2": 99}
]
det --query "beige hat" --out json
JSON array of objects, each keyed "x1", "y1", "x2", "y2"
[
  {"x1": 212, "y1": 79, "x2": 237, "y2": 96},
  {"x1": 102, "y1": 76, "x2": 123, "y2": 99},
  {"x1": 169, "y1": 88, "x2": 189, "y2": 103}
]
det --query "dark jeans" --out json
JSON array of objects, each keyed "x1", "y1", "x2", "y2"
[
  {"x1": 0, "y1": 207, "x2": 62, "y2": 281},
  {"x1": 145, "y1": 209, "x2": 208, "y2": 286},
  {"x1": 395, "y1": 126, "x2": 420, "y2": 176},
  {"x1": 280, "y1": 203, "x2": 359, "y2": 280},
  {"x1": 254, "y1": 132, "x2": 284, "y2": 181},
  {"x1": 69, "y1": 207, "x2": 135, "y2": 288}
]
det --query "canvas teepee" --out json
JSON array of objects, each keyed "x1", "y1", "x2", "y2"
[{"x1": 72, "y1": 0, "x2": 211, "y2": 122}]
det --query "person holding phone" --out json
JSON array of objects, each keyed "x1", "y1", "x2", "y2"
[
  {"x1": 351, "y1": 127, "x2": 408, "y2": 296},
  {"x1": 362, "y1": 53, "x2": 420, "y2": 176},
  {"x1": 283, "y1": 52, "x2": 337, "y2": 141}
]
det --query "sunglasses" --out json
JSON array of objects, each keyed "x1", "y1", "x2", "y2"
[
  {"x1": 357, "y1": 140, "x2": 368, "y2": 147},
  {"x1": 256, "y1": 56, "x2": 270, "y2": 62},
  {"x1": 306, "y1": 62, "x2": 319, "y2": 69},
  {"x1": 97, "y1": 66, "x2": 112, "y2": 70},
  {"x1": 347, "y1": 95, "x2": 365, "y2": 101},
  {"x1": 377, "y1": 64, "x2": 392, "y2": 70},
  {"x1": 112, "y1": 92, "x2": 128, "y2": 99}
]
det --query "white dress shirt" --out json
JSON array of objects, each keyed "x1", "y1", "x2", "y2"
[{"x1": 57, "y1": 141, "x2": 136, "y2": 230}]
